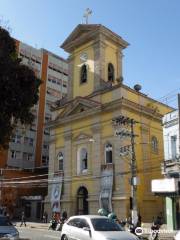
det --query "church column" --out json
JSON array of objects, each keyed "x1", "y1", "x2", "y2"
[
  {"x1": 89, "y1": 123, "x2": 101, "y2": 213},
  {"x1": 116, "y1": 48, "x2": 123, "y2": 83},
  {"x1": 61, "y1": 129, "x2": 73, "y2": 214},
  {"x1": 93, "y1": 36, "x2": 106, "y2": 91}
]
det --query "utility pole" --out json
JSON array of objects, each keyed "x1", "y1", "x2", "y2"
[
  {"x1": 130, "y1": 118, "x2": 138, "y2": 226},
  {"x1": 112, "y1": 116, "x2": 138, "y2": 226}
]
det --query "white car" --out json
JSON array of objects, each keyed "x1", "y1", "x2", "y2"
[
  {"x1": 60, "y1": 215, "x2": 139, "y2": 240},
  {"x1": 0, "y1": 216, "x2": 19, "y2": 239},
  {"x1": 174, "y1": 231, "x2": 180, "y2": 240}
]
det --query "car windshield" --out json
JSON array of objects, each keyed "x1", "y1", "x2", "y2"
[
  {"x1": 0, "y1": 217, "x2": 12, "y2": 226},
  {"x1": 91, "y1": 218, "x2": 123, "y2": 231}
]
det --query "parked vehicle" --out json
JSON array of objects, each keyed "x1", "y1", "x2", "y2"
[
  {"x1": 0, "y1": 215, "x2": 19, "y2": 239},
  {"x1": 60, "y1": 215, "x2": 139, "y2": 240}
]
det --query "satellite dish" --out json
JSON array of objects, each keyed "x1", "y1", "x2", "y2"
[{"x1": 134, "y1": 84, "x2": 142, "y2": 92}]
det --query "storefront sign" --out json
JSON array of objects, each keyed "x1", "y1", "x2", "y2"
[{"x1": 151, "y1": 178, "x2": 178, "y2": 193}]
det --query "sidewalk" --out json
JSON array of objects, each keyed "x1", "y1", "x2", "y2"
[{"x1": 14, "y1": 221, "x2": 49, "y2": 230}]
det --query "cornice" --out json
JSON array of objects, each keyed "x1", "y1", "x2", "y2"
[
  {"x1": 48, "y1": 97, "x2": 163, "y2": 130},
  {"x1": 48, "y1": 106, "x2": 102, "y2": 129},
  {"x1": 102, "y1": 98, "x2": 163, "y2": 121}
]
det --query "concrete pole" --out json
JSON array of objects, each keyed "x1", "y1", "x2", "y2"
[{"x1": 130, "y1": 119, "x2": 138, "y2": 226}]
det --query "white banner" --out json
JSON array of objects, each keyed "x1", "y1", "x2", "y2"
[
  {"x1": 51, "y1": 176, "x2": 63, "y2": 212},
  {"x1": 99, "y1": 168, "x2": 113, "y2": 212}
]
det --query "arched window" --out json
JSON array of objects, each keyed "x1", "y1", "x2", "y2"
[
  {"x1": 108, "y1": 63, "x2": 114, "y2": 82},
  {"x1": 80, "y1": 148, "x2": 88, "y2": 171},
  {"x1": 151, "y1": 136, "x2": 158, "y2": 153},
  {"x1": 77, "y1": 147, "x2": 88, "y2": 174},
  {"x1": 80, "y1": 64, "x2": 87, "y2": 84},
  {"x1": 105, "y1": 143, "x2": 112, "y2": 164},
  {"x1": 57, "y1": 152, "x2": 64, "y2": 171}
]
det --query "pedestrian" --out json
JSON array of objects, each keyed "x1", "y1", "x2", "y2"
[
  {"x1": 137, "y1": 213, "x2": 142, "y2": 227},
  {"x1": 20, "y1": 211, "x2": 26, "y2": 227},
  {"x1": 43, "y1": 211, "x2": 48, "y2": 223}
]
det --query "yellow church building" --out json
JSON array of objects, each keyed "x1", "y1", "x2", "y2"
[{"x1": 45, "y1": 24, "x2": 172, "y2": 222}]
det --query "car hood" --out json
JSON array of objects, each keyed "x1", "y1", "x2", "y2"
[{"x1": 94, "y1": 231, "x2": 138, "y2": 240}]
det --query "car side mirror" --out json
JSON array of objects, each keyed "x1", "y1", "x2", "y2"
[{"x1": 83, "y1": 227, "x2": 91, "y2": 232}]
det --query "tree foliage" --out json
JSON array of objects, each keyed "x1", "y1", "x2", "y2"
[{"x1": 0, "y1": 26, "x2": 41, "y2": 148}]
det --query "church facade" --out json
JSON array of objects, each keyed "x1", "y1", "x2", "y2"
[{"x1": 45, "y1": 24, "x2": 172, "y2": 222}]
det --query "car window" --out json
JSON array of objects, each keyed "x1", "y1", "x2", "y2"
[
  {"x1": 0, "y1": 217, "x2": 12, "y2": 226},
  {"x1": 67, "y1": 218, "x2": 90, "y2": 229},
  {"x1": 67, "y1": 218, "x2": 82, "y2": 228},
  {"x1": 91, "y1": 218, "x2": 122, "y2": 231},
  {"x1": 79, "y1": 219, "x2": 90, "y2": 229}
]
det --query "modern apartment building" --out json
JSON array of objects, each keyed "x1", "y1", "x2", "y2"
[
  {"x1": 0, "y1": 40, "x2": 68, "y2": 220},
  {"x1": 7, "y1": 41, "x2": 68, "y2": 169}
]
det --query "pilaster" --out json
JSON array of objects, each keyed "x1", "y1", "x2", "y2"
[
  {"x1": 93, "y1": 36, "x2": 106, "y2": 91},
  {"x1": 67, "y1": 55, "x2": 74, "y2": 100}
]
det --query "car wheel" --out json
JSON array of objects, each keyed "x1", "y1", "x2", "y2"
[{"x1": 62, "y1": 234, "x2": 68, "y2": 240}]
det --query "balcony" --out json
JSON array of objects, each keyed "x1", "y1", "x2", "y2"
[
  {"x1": 101, "y1": 163, "x2": 114, "y2": 171},
  {"x1": 161, "y1": 158, "x2": 180, "y2": 177}
]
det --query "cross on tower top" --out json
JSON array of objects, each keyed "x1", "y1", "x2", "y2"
[{"x1": 83, "y1": 8, "x2": 92, "y2": 24}]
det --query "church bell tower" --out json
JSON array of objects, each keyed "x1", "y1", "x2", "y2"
[{"x1": 61, "y1": 24, "x2": 129, "y2": 99}]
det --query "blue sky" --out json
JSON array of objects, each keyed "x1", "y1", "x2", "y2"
[{"x1": 0, "y1": 0, "x2": 180, "y2": 107}]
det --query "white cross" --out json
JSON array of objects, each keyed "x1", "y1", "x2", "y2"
[{"x1": 83, "y1": 8, "x2": 92, "y2": 24}]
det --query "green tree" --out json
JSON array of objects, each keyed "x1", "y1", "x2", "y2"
[{"x1": 0, "y1": 26, "x2": 41, "y2": 148}]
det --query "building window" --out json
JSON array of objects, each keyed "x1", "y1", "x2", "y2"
[
  {"x1": 29, "y1": 138, "x2": 33, "y2": 146},
  {"x1": 11, "y1": 150, "x2": 21, "y2": 159},
  {"x1": 171, "y1": 135, "x2": 177, "y2": 159},
  {"x1": 108, "y1": 63, "x2": 114, "y2": 82},
  {"x1": 43, "y1": 144, "x2": 49, "y2": 150},
  {"x1": 42, "y1": 156, "x2": 49, "y2": 166},
  {"x1": 77, "y1": 147, "x2": 88, "y2": 174},
  {"x1": 151, "y1": 136, "x2": 158, "y2": 153},
  {"x1": 57, "y1": 152, "x2": 64, "y2": 171},
  {"x1": 105, "y1": 143, "x2": 112, "y2": 164},
  {"x1": 80, "y1": 64, "x2": 87, "y2": 84},
  {"x1": 81, "y1": 148, "x2": 88, "y2": 171},
  {"x1": 11, "y1": 134, "x2": 21, "y2": 144},
  {"x1": 23, "y1": 153, "x2": 33, "y2": 161},
  {"x1": 11, "y1": 151, "x2": 16, "y2": 159}
]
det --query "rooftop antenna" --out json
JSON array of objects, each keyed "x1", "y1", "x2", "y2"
[{"x1": 83, "y1": 8, "x2": 92, "y2": 24}]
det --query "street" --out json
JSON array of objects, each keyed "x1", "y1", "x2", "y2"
[{"x1": 17, "y1": 227, "x2": 60, "y2": 240}]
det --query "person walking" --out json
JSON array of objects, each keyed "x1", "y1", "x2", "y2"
[{"x1": 20, "y1": 211, "x2": 26, "y2": 227}]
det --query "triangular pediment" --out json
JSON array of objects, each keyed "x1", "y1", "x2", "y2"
[
  {"x1": 73, "y1": 133, "x2": 92, "y2": 142},
  {"x1": 56, "y1": 97, "x2": 101, "y2": 119},
  {"x1": 61, "y1": 24, "x2": 129, "y2": 53},
  {"x1": 61, "y1": 24, "x2": 100, "y2": 52}
]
